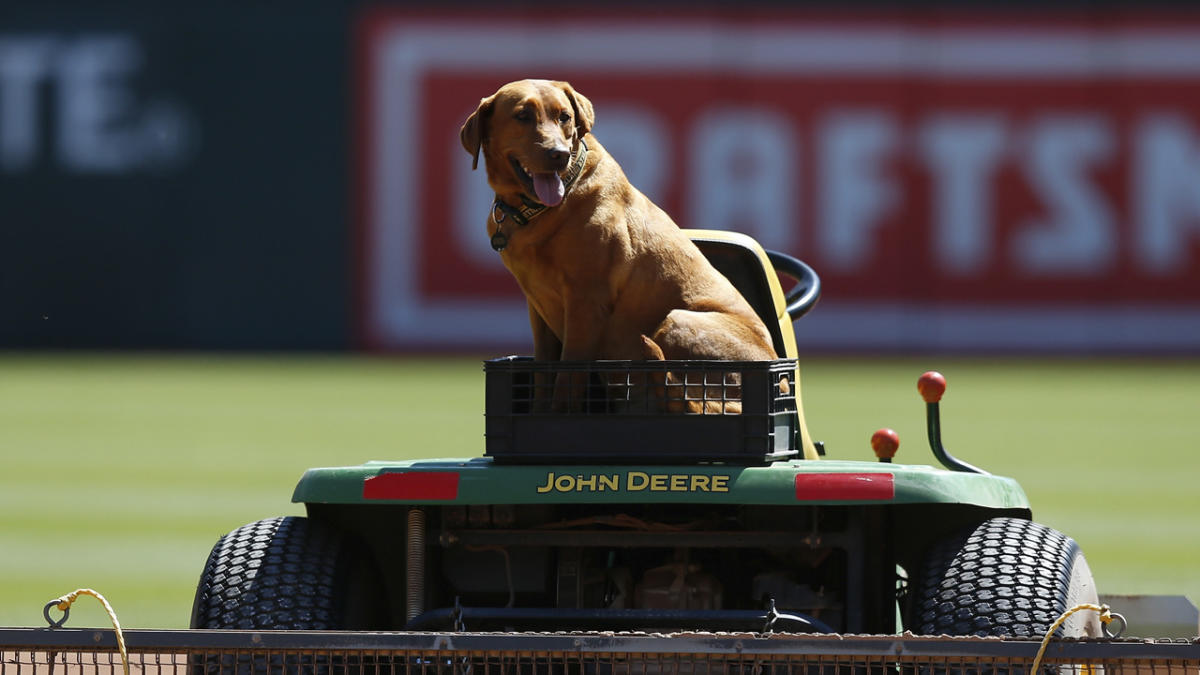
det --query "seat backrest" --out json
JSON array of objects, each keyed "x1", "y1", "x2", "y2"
[
  {"x1": 688, "y1": 231, "x2": 819, "y2": 461},
  {"x1": 689, "y1": 234, "x2": 789, "y2": 358}
]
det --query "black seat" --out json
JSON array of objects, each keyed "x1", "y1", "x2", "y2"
[{"x1": 691, "y1": 236, "x2": 788, "y2": 358}]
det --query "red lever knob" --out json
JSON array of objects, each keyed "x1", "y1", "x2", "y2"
[
  {"x1": 918, "y1": 371, "x2": 946, "y2": 403},
  {"x1": 871, "y1": 428, "x2": 899, "y2": 461}
]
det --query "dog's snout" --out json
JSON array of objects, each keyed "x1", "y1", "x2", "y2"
[{"x1": 547, "y1": 146, "x2": 570, "y2": 170}]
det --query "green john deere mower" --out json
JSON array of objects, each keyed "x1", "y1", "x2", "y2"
[{"x1": 190, "y1": 231, "x2": 1102, "y2": 640}]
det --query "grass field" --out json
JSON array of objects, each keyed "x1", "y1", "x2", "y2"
[{"x1": 1, "y1": 353, "x2": 1196, "y2": 630}]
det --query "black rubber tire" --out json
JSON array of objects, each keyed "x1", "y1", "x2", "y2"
[
  {"x1": 908, "y1": 517, "x2": 1101, "y2": 638},
  {"x1": 190, "y1": 516, "x2": 378, "y2": 630}
]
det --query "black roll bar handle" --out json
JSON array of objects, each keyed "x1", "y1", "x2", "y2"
[{"x1": 766, "y1": 250, "x2": 822, "y2": 321}]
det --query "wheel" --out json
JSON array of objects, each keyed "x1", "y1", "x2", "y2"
[
  {"x1": 190, "y1": 517, "x2": 388, "y2": 675},
  {"x1": 907, "y1": 517, "x2": 1102, "y2": 638},
  {"x1": 190, "y1": 516, "x2": 381, "y2": 629}
]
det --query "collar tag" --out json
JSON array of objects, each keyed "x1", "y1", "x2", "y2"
[{"x1": 490, "y1": 231, "x2": 508, "y2": 252}]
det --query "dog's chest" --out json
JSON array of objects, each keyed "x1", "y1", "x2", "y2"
[{"x1": 502, "y1": 248, "x2": 565, "y2": 313}]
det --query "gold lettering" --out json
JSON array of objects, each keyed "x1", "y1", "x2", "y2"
[{"x1": 542, "y1": 472, "x2": 730, "y2": 495}]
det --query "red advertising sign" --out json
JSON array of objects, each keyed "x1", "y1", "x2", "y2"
[{"x1": 357, "y1": 9, "x2": 1200, "y2": 352}]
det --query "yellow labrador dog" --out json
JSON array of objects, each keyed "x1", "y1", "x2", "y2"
[{"x1": 461, "y1": 79, "x2": 777, "y2": 411}]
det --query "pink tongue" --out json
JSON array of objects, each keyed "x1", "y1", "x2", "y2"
[{"x1": 532, "y1": 172, "x2": 565, "y2": 207}]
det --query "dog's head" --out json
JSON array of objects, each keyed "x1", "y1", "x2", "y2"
[{"x1": 460, "y1": 79, "x2": 594, "y2": 207}]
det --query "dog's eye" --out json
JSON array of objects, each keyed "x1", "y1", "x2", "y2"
[
  {"x1": 558, "y1": 111, "x2": 572, "y2": 124},
  {"x1": 514, "y1": 110, "x2": 532, "y2": 123}
]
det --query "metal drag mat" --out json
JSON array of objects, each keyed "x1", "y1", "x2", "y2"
[{"x1": 2, "y1": 629, "x2": 1197, "y2": 675}]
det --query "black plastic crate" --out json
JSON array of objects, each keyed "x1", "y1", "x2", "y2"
[{"x1": 484, "y1": 356, "x2": 799, "y2": 464}]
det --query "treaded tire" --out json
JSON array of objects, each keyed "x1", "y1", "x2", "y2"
[
  {"x1": 908, "y1": 517, "x2": 1101, "y2": 639},
  {"x1": 190, "y1": 516, "x2": 373, "y2": 630}
]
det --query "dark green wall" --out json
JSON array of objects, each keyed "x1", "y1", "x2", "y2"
[{"x1": 0, "y1": 3, "x2": 352, "y2": 348}]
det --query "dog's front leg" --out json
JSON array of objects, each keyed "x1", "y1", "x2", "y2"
[
  {"x1": 553, "y1": 297, "x2": 608, "y2": 412},
  {"x1": 529, "y1": 303, "x2": 561, "y2": 413}
]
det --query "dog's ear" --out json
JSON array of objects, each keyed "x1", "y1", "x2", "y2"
[
  {"x1": 460, "y1": 95, "x2": 495, "y2": 171},
  {"x1": 557, "y1": 82, "x2": 594, "y2": 135}
]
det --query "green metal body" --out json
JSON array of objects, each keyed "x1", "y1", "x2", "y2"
[{"x1": 293, "y1": 458, "x2": 1030, "y2": 510}]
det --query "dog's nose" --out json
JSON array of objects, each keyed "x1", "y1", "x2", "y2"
[{"x1": 547, "y1": 147, "x2": 570, "y2": 170}]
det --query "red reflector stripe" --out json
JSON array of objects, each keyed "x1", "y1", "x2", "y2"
[
  {"x1": 364, "y1": 472, "x2": 460, "y2": 500},
  {"x1": 795, "y1": 473, "x2": 894, "y2": 501}
]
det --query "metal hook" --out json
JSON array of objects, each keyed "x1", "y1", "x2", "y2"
[
  {"x1": 1104, "y1": 612, "x2": 1128, "y2": 639},
  {"x1": 451, "y1": 596, "x2": 466, "y2": 633},
  {"x1": 43, "y1": 601, "x2": 69, "y2": 629},
  {"x1": 761, "y1": 597, "x2": 780, "y2": 634}
]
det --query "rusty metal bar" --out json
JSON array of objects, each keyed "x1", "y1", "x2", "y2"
[{"x1": 1, "y1": 628, "x2": 1196, "y2": 660}]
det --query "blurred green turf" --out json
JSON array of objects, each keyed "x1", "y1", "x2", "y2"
[{"x1": 0, "y1": 354, "x2": 1196, "y2": 629}]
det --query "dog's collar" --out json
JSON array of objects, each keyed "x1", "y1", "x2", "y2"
[{"x1": 490, "y1": 139, "x2": 589, "y2": 252}]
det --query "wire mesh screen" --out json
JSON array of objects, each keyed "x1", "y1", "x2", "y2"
[
  {"x1": 3, "y1": 631, "x2": 1198, "y2": 675},
  {"x1": 1, "y1": 648, "x2": 185, "y2": 675}
]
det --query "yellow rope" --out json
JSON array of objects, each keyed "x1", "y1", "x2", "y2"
[
  {"x1": 48, "y1": 589, "x2": 129, "y2": 675},
  {"x1": 1029, "y1": 603, "x2": 1113, "y2": 675}
]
